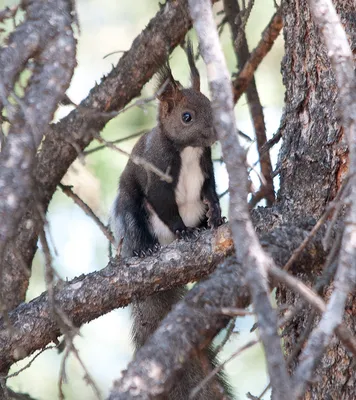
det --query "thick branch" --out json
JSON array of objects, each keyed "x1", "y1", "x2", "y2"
[
  {"x1": 108, "y1": 257, "x2": 249, "y2": 400},
  {"x1": 292, "y1": 0, "x2": 356, "y2": 397},
  {"x1": 188, "y1": 1, "x2": 291, "y2": 398},
  {"x1": 0, "y1": 226, "x2": 233, "y2": 372},
  {"x1": 1, "y1": 0, "x2": 196, "y2": 311},
  {"x1": 0, "y1": 0, "x2": 76, "y2": 309},
  {"x1": 1, "y1": 218, "x2": 354, "y2": 390}
]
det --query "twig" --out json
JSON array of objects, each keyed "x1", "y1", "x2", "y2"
[
  {"x1": 83, "y1": 129, "x2": 146, "y2": 155},
  {"x1": 59, "y1": 183, "x2": 115, "y2": 245},
  {"x1": 93, "y1": 133, "x2": 172, "y2": 183},
  {"x1": 233, "y1": 10, "x2": 283, "y2": 103},
  {"x1": 103, "y1": 50, "x2": 126, "y2": 60},
  {"x1": 234, "y1": 0, "x2": 255, "y2": 51},
  {"x1": 213, "y1": 318, "x2": 236, "y2": 356},
  {"x1": 39, "y1": 228, "x2": 101, "y2": 400},
  {"x1": 189, "y1": 339, "x2": 259, "y2": 399},
  {"x1": 0, "y1": 5, "x2": 18, "y2": 23},
  {"x1": 58, "y1": 345, "x2": 70, "y2": 400},
  {"x1": 6, "y1": 346, "x2": 56, "y2": 379},
  {"x1": 80, "y1": 78, "x2": 168, "y2": 122}
]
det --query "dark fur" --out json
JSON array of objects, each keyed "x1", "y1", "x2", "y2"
[{"x1": 111, "y1": 43, "x2": 233, "y2": 399}]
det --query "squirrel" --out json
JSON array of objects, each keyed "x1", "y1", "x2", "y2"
[{"x1": 111, "y1": 41, "x2": 233, "y2": 399}]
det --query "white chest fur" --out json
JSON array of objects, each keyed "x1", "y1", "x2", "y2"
[
  {"x1": 148, "y1": 146, "x2": 206, "y2": 246},
  {"x1": 175, "y1": 147, "x2": 205, "y2": 227}
]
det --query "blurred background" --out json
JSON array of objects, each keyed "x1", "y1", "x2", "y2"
[{"x1": 2, "y1": 0, "x2": 285, "y2": 398}]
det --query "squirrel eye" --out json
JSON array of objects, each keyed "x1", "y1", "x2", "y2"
[{"x1": 182, "y1": 112, "x2": 193, "y2": 124}]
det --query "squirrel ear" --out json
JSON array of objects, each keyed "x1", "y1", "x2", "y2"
[
  {"x1": 186, "y1": 39, "x2": 200, "y2": 92},
  {"x1": 156, "y1": 63, "x2": 183, "y2": 113}
]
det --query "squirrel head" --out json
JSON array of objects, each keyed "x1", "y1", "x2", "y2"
[{"x1": 156, "y1": 41, "x2": 216, "y2": 148}]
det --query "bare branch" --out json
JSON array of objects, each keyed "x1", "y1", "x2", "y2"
[
  {"x1": 83, "y1": 130, "x2": 146, "y2": 156},
  {"x1": 0, "y1": 0, "x2": 197, "y2": 313},
  {"x1": 59, "y1": 183, "x2": 115, "y2": 246},
  {"x1": 188, "y1": 1, "x2": 291, "y2": 398},
  {"x1": 0, "y1": 0, "x2": 76, "y2": 275},
  {"x1": 108, "y1": 257, "x2": 250, "y2": 400},
  {"x1": 233, "y1": 10, "x2": 283, "y2": 103},
  {"x1": 190, "y1": 338, "x2": 259, "y2": 399},
  {"x1": 93, "y1": 133, "x2": 173, "y2": 183},
  {"x1": 0, "y1": 225, "x2": 234, "y2": 372},
  {"x1": 224, "y1": 0, "x2": 275, "y2": 207},
  {"x1": 0, "y1": 5, "x2": 18, "y2": 24}
]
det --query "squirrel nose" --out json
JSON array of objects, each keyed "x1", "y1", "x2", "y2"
[{"x1": 202, "y1": 127, "x2": 215, "y2": 138}]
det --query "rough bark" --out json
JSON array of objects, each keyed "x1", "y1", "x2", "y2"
[
  {"x1": 189, "y1": 0, "x2": 291, "y2": 398},
  {"x1": 0, "y1": 219, "x2": 327, "y2": 378},
  {"x1": 0, "y1": 0, "x2": 76, "y2": 310},
  {"x1": 1, "y1": 0, "x2": 196, "y2": 312},
  {"x1": 277, "y1": 0, "x2": 356, "y2": 398}
]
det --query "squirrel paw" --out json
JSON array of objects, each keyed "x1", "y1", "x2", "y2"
[
  {"x1": 208, "y1": 216, "x2": 227, "y2": 229},
  {"x1": 133, "y1": 243, "x2": 161, "y2": 258},
  {"x1": 175, "y1": 227, "x2": 200, "y2": 241}
]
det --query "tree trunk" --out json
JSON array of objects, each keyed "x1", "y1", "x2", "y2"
[{"x1": 276, "y1": 0, "x2": 356, "y2": 398}]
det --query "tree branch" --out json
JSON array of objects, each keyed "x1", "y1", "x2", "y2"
[
  {"x1": 108, "y1": 257, "x2": 249, "y2": 400},
  {"x1": 224, "y1": 0, "x2": 275, "y2": 206},
  {"x1": 232, "y1": 9, "x2": 283, "y2": 103},
  {"x1": 0, "y1": 0, "x2": 76, "y2": 308},
  {"x1": 1, "y1": 218, "x2": 355, "y2": 395},
  {"x1": 188, "y1": 1, "x2": 291, "y2": 398},
  {"x1": 291, "y1": 0, "x2": 356, "y2": 397},
  {"x1": 0, "y1": 0, "x2": 196, "y2": 312},
  {"x1": 0, "y1": 225, "x2": 233, "y2": 372}
]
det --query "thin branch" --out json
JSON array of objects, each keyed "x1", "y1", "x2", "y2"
[
  {"x1": 190, "y1": 339, "x2": 259, "y2": 399},
  {"x1": 39, "y1": 227, "x2": 101, "y2": 400},
  {"x1": 233, "y1": 10, "x2": 283, "y2": 103},
  {"x1": 93, "y1": 133, "x2": 173, "y2": 183},
  {"x1": 5, "y1": 346, "x2": 56, "y2": 379},
  {"x1": 0, "y1": 5, "x2": 18, "y2": 23},
  {"x1": 83, "y1": 130, "x2": 146, "y2": 155},
  {"x1": 189, "y1": 1, "x2": 291, "y2": 399},
  {"x1": 59, "y1": 183, "x2": 115, "y2": 245},
  {"x1": 234, "y1": 0, "x2": 255, "y2": 53},
  {"x1": 213, "y1": 318, "x2": 237, "y2": 355}
]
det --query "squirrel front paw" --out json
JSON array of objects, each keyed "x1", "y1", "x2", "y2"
[
  {"x1": 175, "y1": 227, "x2": 200, "y2": 241},
  {"x1": 133, "y1": 243, "x2": 161, "y2": 258}
]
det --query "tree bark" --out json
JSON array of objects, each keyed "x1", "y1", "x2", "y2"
[{"x1": 276, "y1": 0, "x2": 356, "y2": 398}]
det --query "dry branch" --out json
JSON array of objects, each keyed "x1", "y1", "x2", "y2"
[
  {"x1": 108, "y1": 257, "x2": 249, "y2": 400},
  {"x1": 59, "y1": 183, "x2": 115, "y2": 245},
  {"x1": 0, "y1": 0, "x2": 76, "y2": 309},
  {"x1": 0, "y1": 225, "x2": 233, "y2": 372},
  {"x1": 0, "y1": 219, "x2": 355, "y2": 395},
  {"x1": 224, "y1": 0, "x2": 275, "y2": 206},
  {"x1": 233, "y1": 10, "x2": 283, "y2": 103},
  {"x1": 188, "y1": 1, "x2": 291, "y2": 398},
  {"x1": 0, "y1": 0, "x2": 196, "y2": 313}
]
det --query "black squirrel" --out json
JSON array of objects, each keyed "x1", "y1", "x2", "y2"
[{"x1": 111, "y1": 41, "x2": 233, "y2": 399}]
